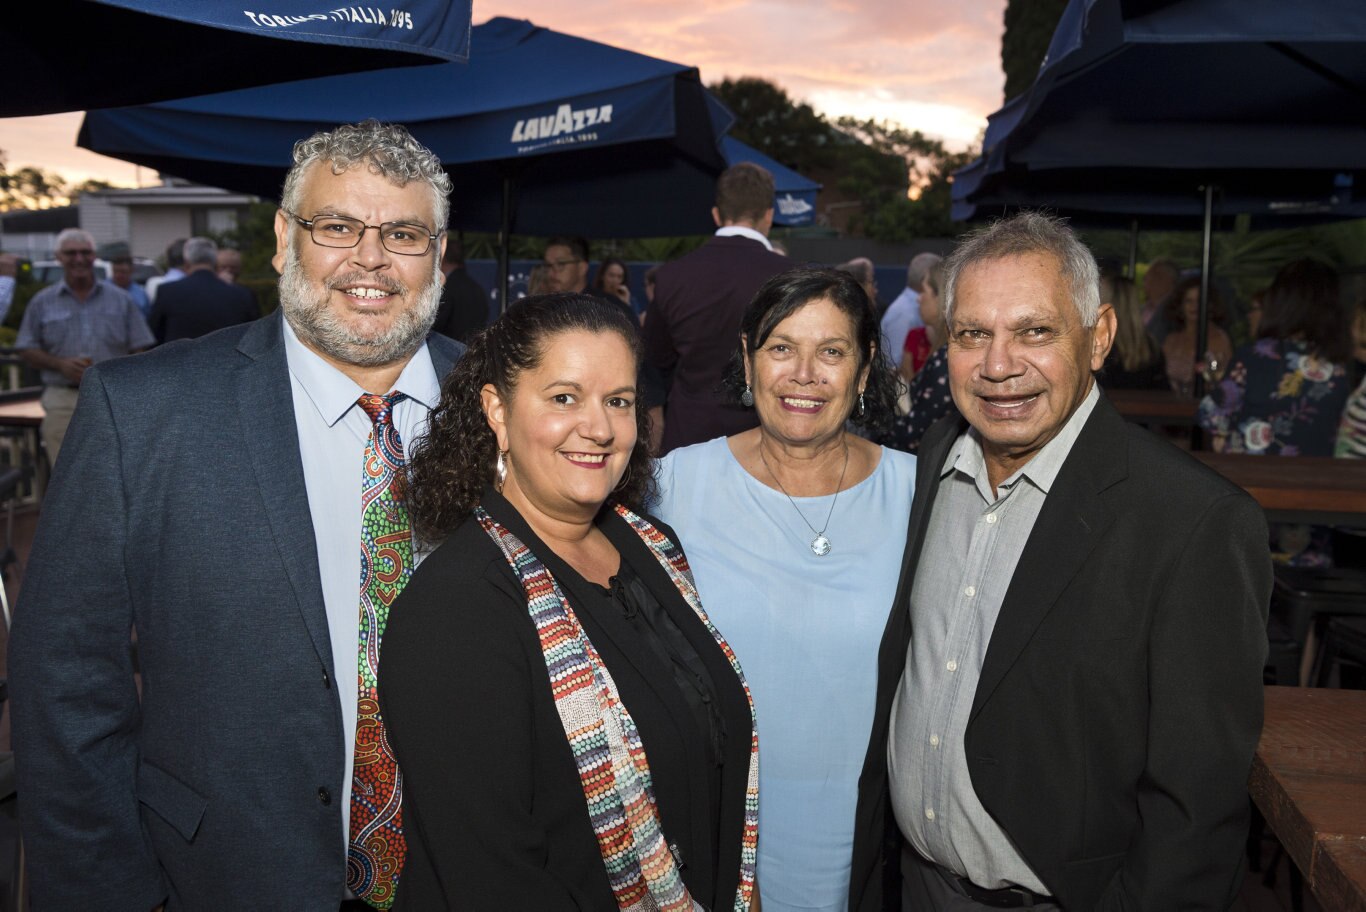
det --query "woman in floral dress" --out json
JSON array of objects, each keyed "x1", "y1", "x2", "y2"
[
  {"x1": 1199, "y1": 259, "x2": 1352, "y2": 564},
  {"x1": 1199, "y1": 259, "x2": 1351, "y2": 457}
]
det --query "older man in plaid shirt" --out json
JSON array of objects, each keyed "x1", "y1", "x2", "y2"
[{"x1": 16, "y1": 228, "x2": 154, "y2": 466}]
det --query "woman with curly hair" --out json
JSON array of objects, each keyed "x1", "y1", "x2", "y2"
[
  {"x1": 379, "y1": 294, "x2": 760, "y2": 910},
  {"x1": 652, "y1": 268, "x2": 915, "y2": 911}
]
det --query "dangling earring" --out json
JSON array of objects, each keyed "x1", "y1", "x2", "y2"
[
  {"x1": 740, "y1": 385, "x2": 754, "y2": 407},
  {"x1": 857, "y1": 391, "x2": 866, "y2": 417},
  {"x1": 495, "y1": 449, "x2": 509, "y2": 493},
  {"x1": 613, "y1": 460, "x2": 634, "y2": 493}
]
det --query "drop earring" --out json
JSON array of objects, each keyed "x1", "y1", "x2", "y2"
[
  {"x1": 740, "y1": 385, "x2": 754, "y2": 407},
  {"x1": 495, "y1": 449, "x2": 508, "y2": 493}
]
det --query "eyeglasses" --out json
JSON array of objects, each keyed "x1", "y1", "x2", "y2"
[
  {"x1": 286, "y1": 211, "x2": 439, "y2": 256},
  {"x1": 545, "y1": 258, "x2": 584, "y2": 272}
]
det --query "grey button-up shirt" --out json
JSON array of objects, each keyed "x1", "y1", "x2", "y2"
[
  {"x1": 15, "y1": 279, "x2": 155, "y2": 387},
  {"x1": 888, "y1": 383, "x2": 1099, "y2": 893}
]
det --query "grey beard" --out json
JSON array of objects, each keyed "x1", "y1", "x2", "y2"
[{"x1": 278, "y1": 244, "x2": 441, "y2": 368}]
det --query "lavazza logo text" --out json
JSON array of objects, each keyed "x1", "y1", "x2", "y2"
[{"x1": 511, "y1": 104, "x2": 614, "y2": 146}]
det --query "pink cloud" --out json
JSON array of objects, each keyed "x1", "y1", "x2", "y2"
[{"x1": 484, "y1": 0, "x2": 1007, "y2": 145}]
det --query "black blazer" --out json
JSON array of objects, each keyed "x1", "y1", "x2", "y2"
[
  {"x1": 379, "y1": 492, "x2": 754, "y2": 911},
  {"x1": 148, "y1": 269, "x2": 258, "y2": 343},
  {"x1": 849, "y1": 394, "x2": 1271, "y2": 910},
  {"x1": 643, "y1": 236, "x2": 790, "y2": 453}
]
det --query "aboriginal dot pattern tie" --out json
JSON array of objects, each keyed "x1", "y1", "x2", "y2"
[{"x1": 347, "y1": 391, "x2": 410, "y2": 909}]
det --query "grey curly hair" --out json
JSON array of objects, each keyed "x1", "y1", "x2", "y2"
[{"x1": 280, "y1": 119, "x2": 452, "y2": 230}]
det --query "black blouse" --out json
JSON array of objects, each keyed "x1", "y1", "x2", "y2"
[{"x1": 379, "y1": 491, "x2": 753, "y2": 911}]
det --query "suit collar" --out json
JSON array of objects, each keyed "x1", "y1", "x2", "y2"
[
  {"x1": 970, "y1": 395, "x2": 1129, "y2": 720},
  {"x1": 713, "y1": 225, "x2": 773, "y2": 250},
  {"x1": 707, "y1": 232, "x2": 773, "y2": 252}
]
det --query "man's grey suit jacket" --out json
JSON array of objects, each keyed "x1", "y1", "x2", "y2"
[{"x1": 10, "y1": 310, "x2": 463, "y2": 911}]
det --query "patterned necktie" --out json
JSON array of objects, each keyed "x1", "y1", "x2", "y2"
[{"x1": 348, "y1": 391, "x2": 411, "y2": 909}]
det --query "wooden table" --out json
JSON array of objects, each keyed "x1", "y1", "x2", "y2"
[
  {"x1": 0, "y1": 389, "x2": 45, "y2": 501},
  {"x1": 0, "y1": 395, "x2": 43, "y2": 428},
  {"x1": 1194, "y1": 453, "x2": 1366, "y2": 525},
  {"x1": 1250, "y1": 686, "x2": 1366, "y2": 912},
  {"x1": 1106, "y1": 388, "x2": 1198, "y2": 427}
]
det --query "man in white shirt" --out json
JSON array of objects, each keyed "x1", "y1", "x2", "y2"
[{"x1": 880, "y1": 252, "x2": 941, "y2": 368}]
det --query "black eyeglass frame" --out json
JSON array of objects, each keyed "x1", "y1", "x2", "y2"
[{"x1": 285, "y1": 210, "x2": 441, "y2": 256}]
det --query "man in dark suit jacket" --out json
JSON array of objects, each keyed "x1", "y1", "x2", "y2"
[
  {"x1": 430, "y1": 234, "x2": 489, "y2": 343},
  {"x1": 147, "y1": 236, "x2": 259, "y2": 343},
  {"x1": 848, "y1": 212, "x2": 1270, "y2": 911},
  {"x1": 643, "y1": 162, "x2": 790, "y2": 454},
  {"x1": 10, "y1": 121, "x2": 463, "y2": 911}
]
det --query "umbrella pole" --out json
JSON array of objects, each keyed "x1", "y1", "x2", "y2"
[
  {"x1": 498, "y1": 175, "x2": 513, "y2": 314},
  {"x1": 1193, "y1": 183, "x2": 1215, "y2": 403},
  {"x1": 1127, "y1": 220, "x2": 1139, "y2": 279}
]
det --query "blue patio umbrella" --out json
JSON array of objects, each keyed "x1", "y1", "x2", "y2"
[
  {"x1": 79, "y1": 17, "x2": 733, "y2": 298},
  {"x1": 721, "y1": 136, "x2": 822, "y2": 227},
  {"x1": 7, "y1": 0, "x2": 471, "y2": 116},
  {"x1": 949, "y1": 0, "x2": 1366, "y2": 392}
]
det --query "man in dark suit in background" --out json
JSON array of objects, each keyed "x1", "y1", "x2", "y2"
[
  {"x1": 429, "y1": 234, "x2": 489, "y2": 343},
  {"x1": 643, "y1": 162, "x2": 790, "y2": 454},
  {"x1": 148, "y1": 236, "x2": 259, "y2": 343},
  {"x1": 849, "y1": 212, "x2": 1270, "y2": 911},
  {"x1": 11, "y1": 120, "x2": 463, "y2": 911}
]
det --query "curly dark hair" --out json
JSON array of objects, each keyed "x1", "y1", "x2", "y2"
[
  {"x1": 721, "y1": 266, "x2": 900, "y2": 437},
  {"x1": 404, "y1": 293, "x2": 657, "y2": 544}
]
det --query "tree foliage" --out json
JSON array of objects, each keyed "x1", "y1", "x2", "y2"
[
  {"x1": 1002, "y1": 0, "x2": 1068, "y2": 100},
  {"x1": 710, "y1": 78, "x2": 977, "y2": 241},
  {"x1": 710, "y1": 77, "x2": 843, "y2": 175},
  {"x1": 0, "y1": 150, "x2": 114, "y2": 210}
]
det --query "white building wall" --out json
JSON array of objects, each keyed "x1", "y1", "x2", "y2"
[
  {"x1": 79, "y1": 195, "x2": 131, "y2": 249},
  {"x1": 130, "y1": 208, "x2": 195, "y2": 261}
]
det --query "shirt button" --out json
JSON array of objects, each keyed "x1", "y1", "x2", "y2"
[
  {"x1": 964, "y1": 585, "x2": 976, "y2": 598},
  {"x1": 946, "y1": 660, "x2": 958, "y2": 672},
  {"x1": 985, "y1": 513, "x2": 998, "y2": 524},
  {"x1": 317, "y1": 787, "x2": 332, "y2": 805},
  {"x1": 925, "y1": 808, "x2": 936, "y2": 821},
  {"x1": 930, "y1": 734, "x2": 940, "y2": 747}
]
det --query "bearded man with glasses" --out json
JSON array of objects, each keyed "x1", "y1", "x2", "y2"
[
  {"x1": 16, "y1": 227, "x2": 154, "y2": 464},
  {"x1": 11, "y1": 120, "x2": 464, "y2": 912}
]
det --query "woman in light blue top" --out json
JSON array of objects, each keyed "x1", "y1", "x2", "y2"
[{"x1": 654, "y1": 267, "x2": 915, "y2": 912}]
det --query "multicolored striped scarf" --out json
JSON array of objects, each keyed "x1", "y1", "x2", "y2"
[{"x1": 475, "y1": 502, "x2": 758, "y2": 911}]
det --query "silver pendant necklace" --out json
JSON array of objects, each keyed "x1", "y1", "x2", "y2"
[{"x1": 758, "y1": 437, "x2": 850, "y2": 556}]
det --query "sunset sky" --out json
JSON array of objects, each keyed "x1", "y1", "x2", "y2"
[{"x1": 1, "y1": 0, "x2": 1008, "y2": 187}]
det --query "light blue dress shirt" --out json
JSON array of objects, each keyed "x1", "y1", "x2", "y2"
[
  {"x1": 880, "y1": 286, "x2": 924, "y2": 367},
  {"x1": 655, "y1": 437, "x2": 916, "y2": 912},
  {"x1": 281, "y1": 318, "x2": 440, "y2": 856}
]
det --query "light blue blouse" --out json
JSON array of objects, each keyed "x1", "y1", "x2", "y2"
[{"x1": 654, "y1": 437, "x2": 916, "y2": 912}]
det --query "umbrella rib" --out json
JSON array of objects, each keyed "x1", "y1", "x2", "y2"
[{"x1": 1267, "y1": 42, "x2": 1366, "y2": 103}]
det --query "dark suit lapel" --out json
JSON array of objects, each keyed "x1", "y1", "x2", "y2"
[
  {"x1": 969, "y1": 398, "x2": 1128, "y2": 721},
  {"x1": 424, "y1": 331, "x2": 463, "y2": 379},
  {"x1": 234, "y1": 312, "x2": 332, "y2": 668}
]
